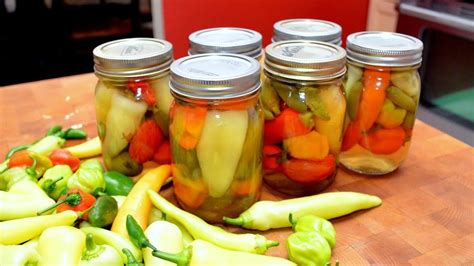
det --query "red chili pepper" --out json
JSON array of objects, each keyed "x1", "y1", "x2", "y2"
[
  {"x1": 49, "y1": 149, "x2": 81, "y2": 172},
  {"x1": 8, "y1": 150, "x2": 34, "y2": 168},
  {"x1": 263, "y1": 156, "x2": 280, "y2": 170},
  {"x1": 153, "y1": 141, "x2": 171, "y2": 165},
  {"x1": 341, "y1": 120, "x2": 362, "y2": 152},
  {"x1": 264, "y1": 108, "x2": 311, "y2": 145},
  {"x1": 359, "y1": 126, "x2": 406, "y2": 155},
  {"x1": 281, "y1": 155, "x2": 336, "y2": 183},
  {"x1": 38, "y1": 188, "x2": 96, "y2": 219},
  {"x1": 129, "y1": 120, "x2": 164, "y2": 164},
  {"x1": 128, "y1": 80, "x2": 156, "y2": 107},
  {"x1": 263, "y1": 145, "x2": 282, "y2": 156}
]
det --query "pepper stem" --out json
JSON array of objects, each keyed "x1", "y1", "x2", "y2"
[
  {"x1": 25, "y1": 156, "x2": 37, "y2": 177},
  {"x1": 42, "y1": 176, "x2": 64, "y2": 194},
  {"x1": 151, "y1": 246, "x2": 192, "y2": 266},
  {"x1": 289, "y1": 213, "x2": 297, "y2": 231},
  {"x1": 37, "y1": 192, "x2": 82, "y2": 215},
  {"x1": 122, "y1": 248, "x2": 143, "y2": 266},
  {"x1": 222, "y1": 216, "x2": 244, "y2": 227},
  {"x1": 265, "y1": 240, "x2": 280, "y2": 248}
]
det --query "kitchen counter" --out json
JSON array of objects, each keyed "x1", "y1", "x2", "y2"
[{"x1": 1, "y1": 73, "x2": 473, "y2": 264}]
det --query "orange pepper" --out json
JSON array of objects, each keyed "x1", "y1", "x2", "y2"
[
  {"x1": 357, "y1": 69, "x2": 390, "y2": 131},
  {"x1": 284, "y1": 131, "x2": 329, "y2": 161},
  {"x1": 264, "y1": 108, "x2": 312, "y2": 145},
  {"x1": 281, "y1": 155, "x2": 336, "y2": 183},
  {"x1": 341, "y1": 120, "x2": 362, "y2": 152},
  {"x1": 359, "y1": 126, "x2": 406, "y2": 155},
  {"x1": 170, "y1": 105, "x2": 207, "y2": 150},
  {"x1": 171, "y1": 165, "x2": 207, "y2": 209}
]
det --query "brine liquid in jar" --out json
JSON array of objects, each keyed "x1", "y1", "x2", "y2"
[
  {"x1": 262, "y1": 40, "x2": 347, "y2": 196},
  {"x1": 169, "y1": 53, "x2": 263, "y2": 222},
  {"x1": 340, "y1": 32, "x2": 423, "y2": 175},
  {"x1": 93, "y1": 38, "x2": 174, "y2": 176}
]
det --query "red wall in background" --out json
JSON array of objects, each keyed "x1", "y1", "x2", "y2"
[{"x1": 162, "y1": 0, "x2": 370, "y2": 58}]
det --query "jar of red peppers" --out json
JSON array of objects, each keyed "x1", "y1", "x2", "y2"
[
  {"x1": 169, "y1": 53, "x2": 263, "y2": 222},
  {"x1": 340, "y1": 32, "x2": 423, "y2": 175},
  {"x1": 93, "y1": 38, "x2": 174, "y2": 176},
  {"x1": 262, "y1": 41, "x2": 347, "y2": 196}
]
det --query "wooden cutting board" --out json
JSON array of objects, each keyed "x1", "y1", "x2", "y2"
[{"x1": 1, "y1": 73, "x2": 473, "y2": 264}]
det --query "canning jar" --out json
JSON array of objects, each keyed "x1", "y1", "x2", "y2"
[
  {"x1": 262, "y1": 41, "x2": 347, "y2": 196},
  {"x1": 188, "y1": 27, "x2": 262, "y2": 60},
  {"x1": 169, "y1": 53, "x2": 263, "y2": 222},
  {"x1": 272, "y1": 19, "x2": 342, "y2": 46},
  {"x1": 93, "y1": 38, "x2": 174, "y2": 176},
  {"x1": 340, "y1": 31, "x2": 423, "y2": 175}
]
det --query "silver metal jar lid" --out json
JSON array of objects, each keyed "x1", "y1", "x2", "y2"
[
  {"x1": 264, "y1": 40, "x2": 346, "y2": 81},
  {"x1": 272, "y1": 19, "x2": 342, "y2": 45},
  {"x1": 170, "y1": 53, "x2": 261, "y2": 100},
  {"x1": 93, "y1": 38, "x2": 173, "y2": 77},
  {"x1": 346, "y1": 31, "x2": 423, "y2": 67},
  {"x1": 188, "y1": 28, "x2": 262, "y2": 59}
]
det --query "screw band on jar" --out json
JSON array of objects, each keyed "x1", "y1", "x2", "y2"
[
  {"x1": 340, "y1": 31, "x2": 423, "y2": 175},
  {"x1": 272, "y1": 19, "x2": 342, "y2": 46}
]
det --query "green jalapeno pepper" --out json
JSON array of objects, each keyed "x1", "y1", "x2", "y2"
[
  {"x1": 286, "y1": 232, "x2": 332, "y2": 266},
  {"x1": 104, "y1": 171, "x2": 134, "y2": 196},
  {"x1": 88, "y1": 196, "x2": 119, "y2": 228},
  {"x1": 271, "y1": 80, "x2": 307, "y2": 113},
  {"x1": 5, "y1": 145, "x2": 31, "y2": 160},
  {"x1": 123, "y1": 248, "x2": 144, "y2": 266},
  {"x1": 45, "y1": 125, "x2": 62, "y2": 136}
]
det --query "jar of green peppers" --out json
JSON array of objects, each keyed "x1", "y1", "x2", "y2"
[
  {"x1": 262, "y1": 41, "x2": 347, "y2": 196},
  {"x1": 340, "y1": 32, "x2": 423, "y2": 175},
  {"x1": 169, "y1": 53, "x2": 263, "y2": 222},
  {"x1": 93, "y1": 38, "x2": 174, "y2": 176}
]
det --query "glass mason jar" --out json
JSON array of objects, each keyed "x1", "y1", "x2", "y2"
[
  {"x1": 340, "y1": 32, "x2": 423, "y2": 175},
  {"x1": 93, "y1": 38, "x2": 174, "y2": 176},
  {"x1": 169, "y1": 53, "x2": 263, "y2": 222},
  {"x1": 262, "y1": 41, "x2": 347, "y2": 196},
  {"x1": 272, "y1": 19, "x2": 342, "y2": 46}
]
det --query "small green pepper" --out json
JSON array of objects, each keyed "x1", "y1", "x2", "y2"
[
  {"x1": 272, "y1": 80, "x2": 308, "y2": 113},
  {"x1": 345, "y1": 80, "x2": 363, "y2": 120},
  {"x1": 126, "y1": 215, "x2": 158, "y2": 251},
  {"x1": 286, "y1": 232, "x2": 332, "y2": 266},
  {"x1": 104, "y1": 171, "x2": 134, "y2": 196},
  {"x1": 55, "y1": 128, "x2": 88, "y2": 139},
  {"x1": 104, "y1": 152, "x2": 143, "y2": 177},
  {"x1": 46, "y1": 125, "x2": 63, "y2": 136},
  {"x1": 261, "y1": 78, "x2": 281, "y2": 116},
  {"x1": 88, "y1": 196, "x2": 118, "y2": 228},
  {"x1": 386, "y1": 86, "x2": 417, "y2": 112},
  {"x1": 300, "y1": 86, "x2": 330, "y2": 121},
  {"x1": 289, "y1": 214, "x2": 336, "y2": 248}
]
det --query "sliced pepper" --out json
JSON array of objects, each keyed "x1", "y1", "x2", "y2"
[
  {"x1": 264, "y1": 108, "x2": 312, "y2": 145},
  {"x1": 359, "y1": 126, "x2": 406, "y2": 155},
  {"x1": 261, "y1": 77, "x2": 281, "y2": 116},
  {"x1": 128, "y1": 80, "x2": 156, "y2": 107},
  {"x1": 129, "y1": 120, "x2": 164, "y2": 164},
  {"x1": 284, "y1": 131, "x2": 329, "y2": 161},
  {"x1": 376, "y1": 99, "x2": 407, "y2": 128},
  {"x1": 281, "y1": 155, "x2": 336, "y2": 183},
  {"x1": 358, "y1": 69, "x2": 390, "y2": 131},
  {"x1": 170, "y1": 104, "x2": 208, "y2": 150},
  {"x1": 300, "y1": 86, "x2": 330, "y2": 121},
  {"x1": 271, "y1": 80, "x2": 307, "y2": 113},
  {"x1": 386, "y1": 86, "x2": 417, "y2": 112}
]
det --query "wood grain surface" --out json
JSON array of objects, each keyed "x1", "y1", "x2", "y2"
[{"x1": 1, "y1": 73, "x2": 473, "y2": 265}]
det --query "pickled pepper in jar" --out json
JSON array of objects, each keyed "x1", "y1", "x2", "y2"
[
  {"x1": 93, "y1": 38, "x2": 174, "y2": 176},
  {"x1": 340, "y1": 32, "x2": 423, "y2": 175},
  {"x1": 169, "y1": 53, "x2": 263, "y2": 222},
  {"x1": 262, "y1": 41, "x2": 347, "y2": 196}
]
